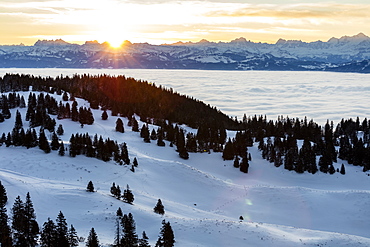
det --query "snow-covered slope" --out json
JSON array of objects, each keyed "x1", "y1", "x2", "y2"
[
  {"x1": 1, "y1": 34, "x2": 370, "y2": 72},
  {"x1": 1, "y1": 91, "x2": 370, "y2": 246}
]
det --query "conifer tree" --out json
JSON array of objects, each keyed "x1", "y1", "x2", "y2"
[
  {"x1": 111, "y1": 183, "x2": 121, "y2": 199},
  {"x1": 339, "y1": 163, "x2": 345, "y2": 175},
  {"x1": 59, "y1": 142, "x2": 65, "y2": 156},
  {"x1": 71, "y1": 101, "x2": 78, "y2": 122},
  {"x1": 24, "y1": 192, "x2": 39, "y2": 247},
  {"x1": 39, "y1": 128, "x2": 51, "y2": 153},
  {"x1": 56, "y1": 124, "x2": 64, "y2": 135},
  {"x1": 117, "y1": 207, "x2": 123, "y2": 217},
  {"x1": 87, "y1": 181, "x2": 95, "y2": 192},
  {"x1": 0, "y1": 181, "x2": 12, "y2": 247},
  {"x1": 133, "y1": 157, "x2": 138, "y2": 167},
  {"x1": 40, "y1": 218, "x2": 57, "y2": 247},
  {"x1": 239, "y1": 156, "x2": 249, "y2": 173},
  {"x1": 131, "y1": 117, "x2": 139, "y2": 132},
  {"x1": 328, "y1": 164, "x2": 336, "y2": 174},
  {"x1": 111, "y1": 182, "x2": 117, "y2": 197},
  {"x1": 150, "y1": 129, "x2": 158, "y2": 140},
  {"x1": 233, "y1": 156, "x2": 240, "y2": 168},
  {"x1": 154, "y1": 199, "x2": 165, "y2": 215},
  {"x1": 156, "y1": 220, "x2": 175, "y2": 247},
  {"x1": 12, "y1": 196, "x2": 26, "y2": 246},
  {"x1": 62, "y1": 92, "x2": 69, "y2": 101},
  {"x1": 123, "y1": 184, "x2": 134, "y2": 204},
  {"x1": 51, "y1": 132, "x2": 60, "y2": 150},
  {"x1": 101, "y1": 110, "x2": 108, "y2": 120},
  {"x1": 177, "y1": 129, "x2": 189, "y2": 159},
  {"x1": 5, "y1": 132, "x2": 12, "y2": 147},
  {"x1": 222, "y1": 138, "x2": 234, "y2": 160},
  {"x1": 138, "y1": 231, "x2": 150, "y2": 247},
  {"x1": 121, "y1": 213, "x2": 138, "y2": 247},
  {"x1": 56, "y1": 211, "x2": 69, "y2": 247},
  {"x1": 86, "y1": 227, "x2": 100, "y2": 247},
  {"x1": 157, "y1": 129, "x2": 165, "y2": 147},
  {"x1": 121, "y1": 143, "x2": 130, "y2": 165},
  {"x1": 68, "y1": 224, "x2": 79, "y2": 247},
  {"x1": 141, "y1": 124, "x2": 151, "y2": 143},
  {"x1": 14, "y1": 110, "x2": 23, "y2": 130},
  {"x1": 115, "y1": 118, "x2": 124, "y2": 133}
]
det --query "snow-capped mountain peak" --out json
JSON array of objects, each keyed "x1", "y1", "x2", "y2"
[{"x1": 0, "y1": 33, "x2": 370, "y2": 72}]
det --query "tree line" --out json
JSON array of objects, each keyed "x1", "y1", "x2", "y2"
[
  {"x1": 221, "y1": 115, "x2": 370, "y2": 174},
  {"x1": 0, "y1": 73, "x2": 238, "y2": 129}
]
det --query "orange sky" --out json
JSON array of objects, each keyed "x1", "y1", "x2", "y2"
[{"x1": 1, "y1": 0, "x2": 370, "y2": 46}]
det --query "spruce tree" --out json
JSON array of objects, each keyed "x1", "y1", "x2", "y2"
[
  {"x1": 154, "y1": 199, "x2": 165, "y2": 215},
  {"x1": 116, "y1": 207, "x2": 123, "y2": 217},
  {"x1": 56, "y1": 124, "x2": 64, "y2": 135},
  {"x1": 68, "y1": 225, "x2": 79, "y2": 247},
  {"x1": 138, "y1": 231, "x2": 150, "y2": 247},
  {"x1": 157, "y1": 130, "x2": 165, "y2": 147},
  {"x1": 14, "y1": 110, "x2": 23, "y2": 130},
  {"x1": 0, "y1": 181, "x2": 12, "y2": 247},
  {"x1": 115, "y1": 118, "x2": 124, "y2": 133},
  {"x1": 24, "y1": 192, "x2": 39, "y2": 247},
  {"x1": 86, "y1": 227, "x2": 100, "y2": 247},
  {"x1": 177, "y1": 129, "x2": 189, "y2": 159},
  {"x1": 222, "y1": 138, "x2": 234, "y2": 160},
  {"x1": 132, "y1": 117, "x2": 139, "y2": 132},
  {"x1": 121, "y1": 213, "x2": 138, "y2": 247},
  {"x1": 40, "y1": 218, "x2": 57, "y2": 247},
  {"x1": 12, "y1": 196, "x2": 26, "y2": 246},
  {"x1": 141, "y1": 124, "x2": 150, "y2": 143},
  {"x1": 56, "y1": 211, "x2": 69, "y2": 247},
  {"x1": 121, "y1": 143, "x2": 130, "y2": 165},
  {"x1": 51, "y1": 132, "x2": 60, "y2": 150},
  {"x1": 0, "y1": 181, "x2": 7, "y2": 206},
  {"x1": 58, "y1": 142, "x2": 65, "y2": 156},
  {"x1": 39, "y1": 128, "x2": 51, "y2": 153},
  {"x1": 340, "y1": 164, "x2": 346, "y2": 175},
  {"x1": 239, "y1": 156, "x2": 249, "y2": 173},
  {"x1": 111, "y1": 182, "x2": 117, "y2": 197},
  {"x1": 150, "y1": 129, "x2": 158, "y2": 140},
  {"x1": 62, "y1": 92, "x2": 69, "y2": 101},
  {"x1": 133, "y1": 157, "x2": 138, "y2": 167},
  {"x1": 123, "y1": 185, "x2": 134, "y2": 204},
  {"x1": 156, "y1": 220, "x2": 175, "y2": 247},
  {"x1": 233, "y1": 156, "x2": 240, "y2": 168},
  {"x1": 101, "y1": 110, "x2": 108, "y2": 120},
  {"x1": 87, "y1": 181, "x2": 95, "y2": 192}
]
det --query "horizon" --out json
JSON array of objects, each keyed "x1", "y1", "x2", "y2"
[
  {"x1": 1, "y1": 0, "x2": 370, "y2": 47},
  {"x1": 1, "y1": 32, "x2": 369, "y2": 47}
]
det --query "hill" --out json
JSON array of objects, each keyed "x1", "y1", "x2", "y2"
[{"x1": 0, "y1": 75, "x2": 369, "y2": 246}]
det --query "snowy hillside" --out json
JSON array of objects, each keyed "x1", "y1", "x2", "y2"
[
  {"x1": 1, "y1": 34, "x2": 370, "y2": 72},
  {"x1": 1, "y1": 90, "x2": 370, "y2": 246}
]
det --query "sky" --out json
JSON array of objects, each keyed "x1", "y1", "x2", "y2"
[{"x1": 0, "y1": 0, "x2": 369, "y2": 47}]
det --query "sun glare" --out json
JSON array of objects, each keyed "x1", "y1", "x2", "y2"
[{"x1": 108, "y1": 39, "x2": 123, "y2": 48}]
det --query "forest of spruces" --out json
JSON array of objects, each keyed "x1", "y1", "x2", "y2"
[{"x1": 0, "y1": 73, "x2": 370, "y2": 175}]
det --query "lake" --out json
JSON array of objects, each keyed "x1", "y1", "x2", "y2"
[{"x1": 0, "y1": 68, "x2": 369, "y2": 125}]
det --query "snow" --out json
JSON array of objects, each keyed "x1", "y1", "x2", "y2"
[{"x1": 0, "y1": 83, "x2": 369, "y2": 246}]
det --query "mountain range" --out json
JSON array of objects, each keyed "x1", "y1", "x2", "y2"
[{"x1": 1, "y1": 33, "x2": 370, "y2": 72}]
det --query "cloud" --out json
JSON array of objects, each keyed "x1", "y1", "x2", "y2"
[{"x1": 205, "y1": 3, "x2": 370, "y2": 20}]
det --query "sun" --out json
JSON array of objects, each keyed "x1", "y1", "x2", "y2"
[{"x1": 108, "y1": 39, "x2": 123, "y2": 49}]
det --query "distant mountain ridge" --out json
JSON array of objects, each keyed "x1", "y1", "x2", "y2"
[{"x1": 1, "y1": 33, "x2": 370, "y2": 73}]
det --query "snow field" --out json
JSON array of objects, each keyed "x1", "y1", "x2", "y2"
[{"x1": 0, "y1": 91, "x2": 369, "y2": 246}]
